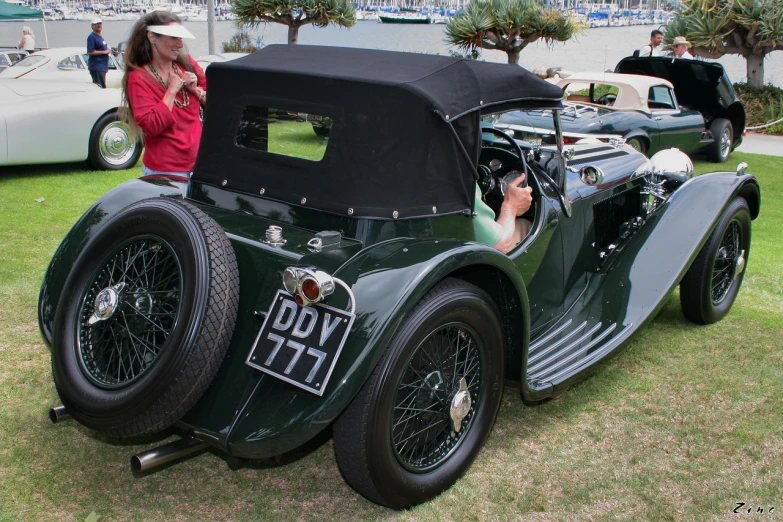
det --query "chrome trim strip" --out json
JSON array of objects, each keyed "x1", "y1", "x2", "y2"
[
  {"x1": 529, "y1": 319, "x2": 575, "y2": 360},
  {"x1": 547, "y1": 323, "x2": 632, "y2": 384},
  {"x1": 529, "y1": 322, "x2": 605, "y2": 377},
  {"x1": 528, "y1": 321, "x2": 592, "y2": 371},
  {"x1": 543, "y1": 323, "x2": 618, "y2": 382}
]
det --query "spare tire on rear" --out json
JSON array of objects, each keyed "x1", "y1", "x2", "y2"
[{"x1": 51, "y1": 198, "x2": 239, "y2": 438}]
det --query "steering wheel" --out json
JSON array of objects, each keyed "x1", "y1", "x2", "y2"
[
  {"x1": 596, "y1": 93, "x2": 616, "y2": 106},
  {"x1": 481, "y1": 127, "x2": 528, "y2": 189}
]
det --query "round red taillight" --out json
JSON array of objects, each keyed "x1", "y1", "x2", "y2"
[
  {"x1": 301, "y1": 278, "x2": 320, "y2": 301},
  {"x1": 294, "y1": 294, "x2": 304, "y2": 306}
]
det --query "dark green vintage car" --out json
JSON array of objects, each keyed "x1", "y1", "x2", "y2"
[
  {"x1": 499, "y1": 57, "x2": 745, "y2": 163},
  {"x1": 39, "y1": 45, "x2": 760, "y2": 509}
]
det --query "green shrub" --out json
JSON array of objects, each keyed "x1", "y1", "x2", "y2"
[
  {"x1": 222, "y1": 28, "x2": 264, "y2": 53},
  {"x1": 448, "y1": 49, "x2": 481, "y2": 60},
  {"x1": 734, "y1": 83, "x2": 783, "y2": 135}
]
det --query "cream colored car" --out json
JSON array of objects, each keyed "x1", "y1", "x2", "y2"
[
  {"x1": 0, "y1": 79, "x2": 141, "y2": 170},
  {"x1": 0, "y1": 47, "x2": 124, "y2": 88}
]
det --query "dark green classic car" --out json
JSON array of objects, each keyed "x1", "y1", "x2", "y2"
[
  {"x1": 499, "y1": 57, "x2": 745, "y2": 163},
  {"x1": 39, "y1": 45, "x2": 760, "y2": 509}
]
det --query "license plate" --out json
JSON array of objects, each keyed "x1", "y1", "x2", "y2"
[
  {"x1": 306, "y1": 114, "x2": 323, "y2": 122},
  {"x1": 246, "y1": 291, "x2": 354, "y2": 396}
]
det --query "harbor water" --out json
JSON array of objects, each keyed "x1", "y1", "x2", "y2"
[{"x1": 1, "y1": 19, "x2": 782, "y2": 85}]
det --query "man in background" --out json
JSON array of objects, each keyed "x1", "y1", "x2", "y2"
[
  {"x1": 86, "y1": 18, "x2": 111, "y2": 88},
  {"x1": 638, "y1": 29, "x2": 663, "y2": 57},
  {"x1": 672, "y1": 36, "x2": 694, "y2": 59}
]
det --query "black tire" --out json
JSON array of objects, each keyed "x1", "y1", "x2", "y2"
[
  {"x1": 707, "y1": 118, "x2": 733, "y2": 163},
  {"x1": 87, "y1": 112, "x2": 142, "y2": 171},
  {"x1": 312, "y1": 124, "x2": 330, "y2": 137},
  {"x1": 626, "y1": 137, "x2": 647, "y2": 155},
  {"x1": 680, "y1": 197, "x2": 751, "y2": 324},
  {"x1": 51, "y1": 198, "x2": 239, "y2": 437},
  {"x1": 333, "y1": 279, "x2": 504, "y2": 509}
]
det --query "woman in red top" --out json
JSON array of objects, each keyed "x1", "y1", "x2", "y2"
[{"x1": 121, "y1": 12, "x2": 206, "y2": 176}]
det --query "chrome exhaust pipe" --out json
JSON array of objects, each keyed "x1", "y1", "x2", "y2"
[
  {"x1": 131, "y1": 436, "x2": 209, "y2": 473},
  {"x1": 49, "y1": 405, "x2": 72, "y2": 423}
]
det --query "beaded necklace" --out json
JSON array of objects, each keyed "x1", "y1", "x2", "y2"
[{"x1": 148, "y1": 62, "x2": 190, "y2": 109}]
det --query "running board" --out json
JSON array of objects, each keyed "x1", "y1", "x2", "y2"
[{"x1": 526, "y1": 320, "x2": 632, "y2": 386}]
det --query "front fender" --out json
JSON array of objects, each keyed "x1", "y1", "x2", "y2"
[
  {"x1": 220, "y1": 238, "x2": 529, "y2": 458},
  {"x1": 37, "y1": 176, "x2": 188, "y2": 347},
  {"x1": 524, "y1": 170, "x2": 760, "y2": 400}
]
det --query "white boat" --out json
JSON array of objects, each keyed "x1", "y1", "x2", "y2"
[{"x1": 355, "y1": 10, "x2": 377, "y2": 21}]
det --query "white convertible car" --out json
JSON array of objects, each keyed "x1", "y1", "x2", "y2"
[
  {"x1": 0, "y1": 47, "x2": 124, "y2": 88},
  {"x1": 0, "y1": 79, "x2": 141, "y2": 170}
]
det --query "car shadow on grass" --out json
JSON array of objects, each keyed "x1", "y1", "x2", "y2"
[{"x1": 0, "y1": 163, "x2": 92, "y2": 179}]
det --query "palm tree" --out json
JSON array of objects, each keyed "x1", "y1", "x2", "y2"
[
  {"x1": 445, "y1": 0, "x2": 584, "y2": 65},
  {"x1": 665, "y1": 0, "x2": 783, "y2": 87},
  {"x1": 233, "y1": 0, "x2": 356, "y2": 45}
]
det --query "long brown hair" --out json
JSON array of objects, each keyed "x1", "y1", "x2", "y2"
[{"x1": 120, "y1": 11, "x2": 192, "y2": 138}]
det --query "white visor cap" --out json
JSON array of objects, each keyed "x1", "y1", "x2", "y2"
[{"x1": 147, "y1": 24, "x2": 195, "y2": 39}]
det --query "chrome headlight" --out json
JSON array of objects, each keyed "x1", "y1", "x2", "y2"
[{"x1": 649, "y1": 148, "x2": 694, "y2": 186}]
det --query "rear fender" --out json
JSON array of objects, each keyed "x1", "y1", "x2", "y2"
[
  {"x1": 37, "y1": 176, "x2": 188, "y2": 347},
  {"x1": 222, "y1": 238, "x2": 530, "y2": 458},
  {"x1": 623, "y1": 130, "x2": 650, "y2": 151}
]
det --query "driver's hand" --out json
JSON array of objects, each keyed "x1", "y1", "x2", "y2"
[{"x1": 504, "y1": 174, "x2": 532, "y2": 217}]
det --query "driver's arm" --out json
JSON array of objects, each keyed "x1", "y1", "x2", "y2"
[{"x1": 493, "y1": 175, "x2": 532, "y2": 253}]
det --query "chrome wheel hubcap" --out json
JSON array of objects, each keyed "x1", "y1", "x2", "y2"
[
  {"x1": 720, "y1": 128, "x2": 731, "y2": 158},
  {"x1": 88, "y1": 282, "x2": 125, "y2": 325},
  {"x1": 733, "y1": 249, "x2": 746, "y2": 281},
  {"x1": 449, "y1": 378, "x2": 472, "y2": 433},
  {"x1": 99, "y1": 121, "x2": 136, "y2": 166}
]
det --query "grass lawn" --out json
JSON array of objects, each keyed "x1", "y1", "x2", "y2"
[{"x1": 0, "y1": 153, "x2": 781, "y2": 521}]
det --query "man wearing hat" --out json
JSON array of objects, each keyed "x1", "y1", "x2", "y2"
[
  {"x1": 672, "y1": 36, "x2": 694, "y2": 59},
  {"x1": 86, "y1": 18, "x2": 111, "y2": 88}
]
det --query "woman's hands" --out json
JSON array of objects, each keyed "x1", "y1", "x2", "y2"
[
  {"x1": 182, "y1": 71, "x2": 199, "y2": 93},
  {"x1": 166, "y1": 69, "x2": 186, "y2": 95},
  {"x1": 181, "y1": 70, "x2": 206, "y2": 104},
  {"x1": 160, "y1": 67, "x2": 205, "y2": 110}
]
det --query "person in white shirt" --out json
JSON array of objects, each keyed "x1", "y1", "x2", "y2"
[
  {"x1": 638, "y1": 29, "x2": 663, "y2": 57},
  {"x1": 17, "y1": 26, "x2": 35, "y2": 54},
  {"x1": 672, "y1": 36, "x2": 694, "y2": 59}
]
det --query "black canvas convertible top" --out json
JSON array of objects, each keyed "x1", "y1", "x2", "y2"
[{"x1": 193, "y1": 45, "x2": 563, "y2": 219}]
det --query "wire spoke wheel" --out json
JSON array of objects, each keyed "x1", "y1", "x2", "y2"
[
  {"x1": 52, "y1": 199, "x2": 238, "y2": 437},
  {"x1": 76, "y1": 235, "x2": 182, "y2": 389},
  {"x1": 711, "y1": 221, "x2": 739, "y2": 305},
  {"x1": 680, "y1": 197, "x2": 751, "y2": 325},
  {"x1": 334, "y1": 279, "x2": 504, "y2": 509},
  {"x1": 392, "y1": 323, "x2": 482, "y2": 472}
]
